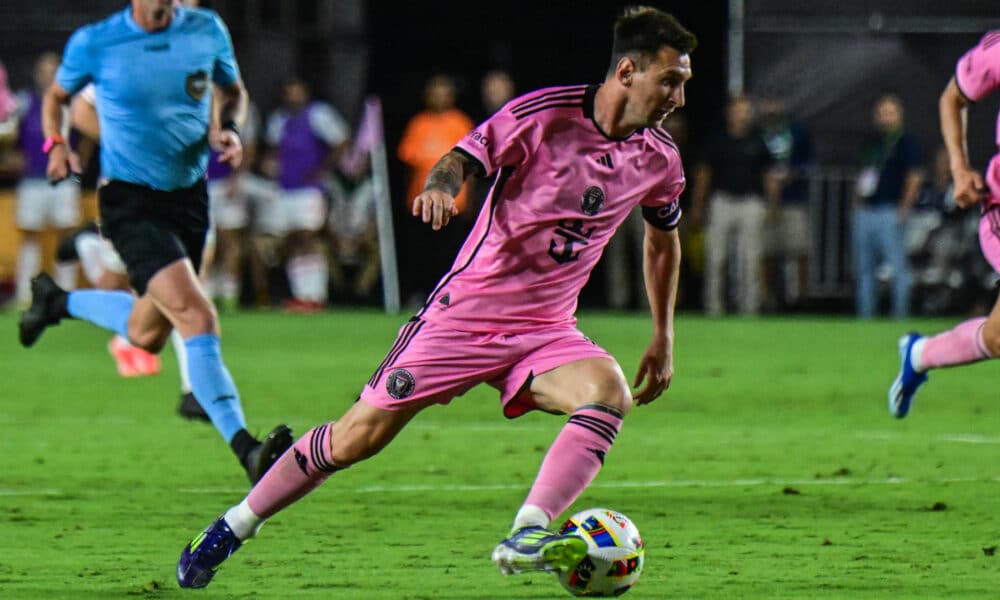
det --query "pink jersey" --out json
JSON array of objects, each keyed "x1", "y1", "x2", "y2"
[
  {"x1": 417, "y1": 84, "x2": 685, "y2": 333},
  {"x1": 956, "y1": 30, "x2": 1000, "y2": 209}
]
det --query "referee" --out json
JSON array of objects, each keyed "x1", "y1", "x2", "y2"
[{"x1": 19, "y1": 0, "x2": 292, "y2": 483}]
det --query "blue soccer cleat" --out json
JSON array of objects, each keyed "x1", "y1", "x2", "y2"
[
  {"x1": 888, "y1": 333, "x2": 928, "y2": 419},
  {"x1": 177, "y1": 517, "x2": 242, "y2": 589},
  {"x1": 491, "y1": 525, "x2": 589, "y2": 575}
]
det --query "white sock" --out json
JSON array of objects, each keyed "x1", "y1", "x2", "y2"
[
  {"x1": 16, "y1": 239, "x2": 41, "y2": 305},
  {"x1": 302, "y1": 253, "x2": 329, "y2": 303},
  {"x1": 75, "y1": 233, "x2": 106, "y2": 285},
  {"x1": 910, "y1": 337, "x2": 926, "y2": 373},
  {"x1": 54, "y1": 261, "x2": 78, "y2": 291},
  {"x1": 171, "y1": 329, "x2": 191, "y2": 393},
  {"x1": 224, "y1": 498, "x2": 264, "y2": 540},
  {"x1": 219, "y1": 274, "x2": 239, "y2": 302},
  {"x1": 512, "y1": 504, "x2": 550, "y2": 532},
  {"x1": 287, "y1": 253, "x2": 328, "y2": 303}
]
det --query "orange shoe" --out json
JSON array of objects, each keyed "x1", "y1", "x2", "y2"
[
  {"x1": 129, "y1": 345, "x2": 161, "y2": 376},
  {"x1": 108, "y1": 336, "x2": 161, "y2": 377},
  {"x1": 108, "y1": 335, "x2": 140, "y2": 377}
]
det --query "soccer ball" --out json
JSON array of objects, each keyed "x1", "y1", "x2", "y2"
[{"x1": 556, "y1": 508, "x2": 645, "y2": 597}]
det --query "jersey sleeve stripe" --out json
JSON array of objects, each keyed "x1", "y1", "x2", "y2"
[
  {"x1": 954, "y1": 67, "x2": 975, "y2": 103},
  {"x1": 982, "y1": 30, "x2": 1000, "y2": 50},
  {"x1": 509, "y1": 85, "x2": 588, "y2": 112},
  {"x1": 511, "y1": 91, "x2": 586, "y2": 116},
  {"x1": 513, "y1": 101, "x2": 584, "y2": 120},
  {"x1": 648, "y1": 128, "x2": 679, "y2": 152}
]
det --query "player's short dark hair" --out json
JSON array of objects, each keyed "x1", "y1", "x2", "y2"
[{"x1": 609, "y1": 6, "x2": 697, "y2": 73}]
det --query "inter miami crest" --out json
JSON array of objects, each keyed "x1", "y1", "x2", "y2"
[
  {"x1": 581, "y1": 186, "x2": 605, "y2": 216},
  {"x1": 386, "y1": 368, "x2": 416, "y2": 399},
  {"x1": 186, "y1": 70, "x2": 209, "y2": 101}
]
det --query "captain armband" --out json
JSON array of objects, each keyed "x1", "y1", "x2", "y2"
[{"x1": 641, "y1": 204, "x2": 680, "y2": 231}]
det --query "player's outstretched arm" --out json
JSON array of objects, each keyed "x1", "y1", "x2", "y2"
[
  {"x1": 633, "y1": 224, "x2": 680, "y2": 405},
  {"x1": 940, "y1": 76, "x2": 987, "y2": 208},
  {"x1": 412, "y1": 150, "x2": 475, "y2": 230}
]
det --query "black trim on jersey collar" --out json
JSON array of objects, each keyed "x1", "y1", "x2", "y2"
[{"x1": 582, "y1": 84, "x2": 639, "y2": 142}]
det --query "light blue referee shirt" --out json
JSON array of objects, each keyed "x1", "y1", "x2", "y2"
[{"x1": 56, "y1": 6, "x2": 239, "y2": 191}]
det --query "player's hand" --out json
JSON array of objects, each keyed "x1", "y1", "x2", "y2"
[
  {"x1": 211, "y1": 128, "x2": 243, "y2": 169},
  {"x1": 632, "y1": 336, "x2": 673, "y2": 406},
  {"x1": 412, "y1": 189, "x2": 458, "y2": 230},
  {"x1": 952, "y1": 166, "x2": 988, "y2": 208}
]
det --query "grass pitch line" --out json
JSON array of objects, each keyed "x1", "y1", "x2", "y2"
[
  {"x1": 5, "y1": 475, "x2": 1000, "y2": 498},
  {"x1": 857, "y1": 431, "x2": 1000, "y2": 445}
]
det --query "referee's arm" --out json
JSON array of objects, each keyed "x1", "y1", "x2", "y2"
[
  {"x1": 210, "y1": 79, "x2": 248, "y2": 168},
  {"x1": 41, "y1": 81, "x2": 79, "y2": 182}
]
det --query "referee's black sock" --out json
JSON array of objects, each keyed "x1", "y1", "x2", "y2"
[{"x1": 230, "y1": 429, "x2": 259, "y2": 463}]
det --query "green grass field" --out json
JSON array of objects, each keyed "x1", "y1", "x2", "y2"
[{"x1": 1, "y1": 310, "x2": 999, "y2": 599}]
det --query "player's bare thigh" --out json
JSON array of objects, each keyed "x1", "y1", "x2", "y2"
[
  {"x1": 528, "y1": 357, "x2": 633, "y2": 417},
  {"x1": 128, "y1": 258, "x2": 213, "y2": 350}
]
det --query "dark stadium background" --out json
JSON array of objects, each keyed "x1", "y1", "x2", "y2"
[{"x1": 0, "y1": 1, "x2": 997, "y2": 309}]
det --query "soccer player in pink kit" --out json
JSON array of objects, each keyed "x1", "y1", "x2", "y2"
[
  {"x1": 177, "y1": 7, "x2": 694, "y2": 588},
  {"x1": 890, "y1": 30, "x2": 1000, "y2": 417}
]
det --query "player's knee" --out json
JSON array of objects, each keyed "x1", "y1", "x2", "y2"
[
  {"x1": 982, "y1": 323, "x2": 1000, "y2": 357},
  {"x1": 172, "y1": 298, "x2": 219, "y2": 336},
  {"x1": 583, "y1": 373, "x2": 633, "y2": 417},
  {"x1": 128, "y1": 326, "x2": 170, "y2": 353}
]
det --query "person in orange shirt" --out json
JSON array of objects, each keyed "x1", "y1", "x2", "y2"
[
  {"x1": 397, "y1": 74, "x2": 475, "y2": 304},
  {"x1": 398, "y1": 74, "x2": 474, "y2": 213}
]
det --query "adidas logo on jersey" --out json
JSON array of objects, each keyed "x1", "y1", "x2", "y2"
[{"x1": 595, "y1": 153, "x2": 614, "y2": 169}]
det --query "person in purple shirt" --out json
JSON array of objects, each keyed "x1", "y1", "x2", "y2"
[
  {"x1": 14, "y1": 52, "x2": 81, "y2": 307},
  {"x1": 263, "y1": 77, "x2": 350, "y2": 311}
]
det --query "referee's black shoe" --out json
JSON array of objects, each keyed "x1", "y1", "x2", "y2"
[
  {"x1": 178, "y1": 392, "x2": 211, "y2": 422},
  {"x1": 18, "y1": 273, "x2": 69, "y2": 348},
  {"x1": 243, "y1": 425, "x2": 294, "y2": 485}
]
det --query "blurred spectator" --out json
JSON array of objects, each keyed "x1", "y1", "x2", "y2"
[
  {"x1": 263, "y1": 77, "x2": 350, "y2": 311},
  {"x1": 397, "y1": 74, "x2": 474, "y2": 214},
  {"x1": 0, "y1": 61, "x2": 18, "y2": 149},
  {"x1": 396, "y1": 74, "x2": 474, "y2": 303},
  {"x1": 478, "y1": 69, "x2": 516, "y2": 121},
  {"x1": 203, "y1": 100, "x2": 271, "y2": 311},
  {"x1": 15, "y1": 51, "x2": 80, "y2": 307},
  {"x1": 907, "y1": 147, "x2": 994, "y2": 315},
  {"x1": 466, "y1": 69, "x2": 516, "y2": 221},
  {"x1": 759, "y1": 94, "x2": 814, "y2": 311},
  {"x1": 852, "y1": 93, "x2": 923, "y2": 319},
  {"x1": 604, "y1": 113, "x2": 690, "y2": 311},
  {"x1": 691, "y1": 95, "x2": 774, "y2": 316},
  {"x1": 326, "y1": 168, "x2": 379, "y2": 304}
]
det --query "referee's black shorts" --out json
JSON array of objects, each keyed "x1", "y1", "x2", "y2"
[{"x1": 98, "y1": 179, "x2": 209, "y2": 296}]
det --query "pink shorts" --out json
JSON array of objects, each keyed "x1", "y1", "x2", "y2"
[
  {"x1": 979, "y1": 205, "x2": 1000, "y2": 274},
  {"x1": 361, "y1": 318, "x2": 613, "y2": 418}
]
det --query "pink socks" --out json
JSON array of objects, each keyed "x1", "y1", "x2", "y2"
[
  {"x1": 523, "y1": 405, "x2": 622, "y2": 523},
  {"x1": 247, "y1": 423, "x2": 339, "y2": 520},
  {"x1": 918, "y1": 317, "x2": 993, "y2": 371}
]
